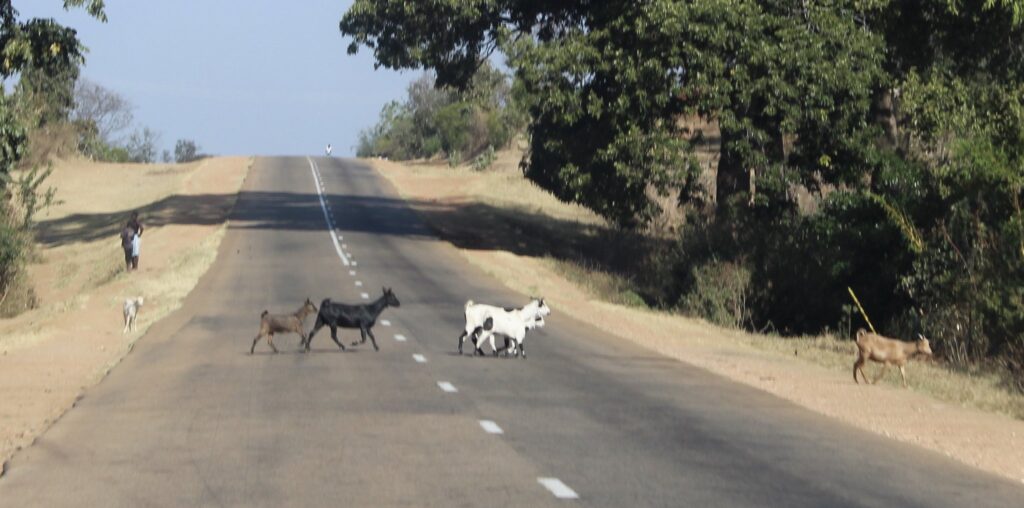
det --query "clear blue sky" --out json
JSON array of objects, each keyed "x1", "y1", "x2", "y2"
[{"x1": 16, "y1": 1, "x2": 414, "y2": 157}]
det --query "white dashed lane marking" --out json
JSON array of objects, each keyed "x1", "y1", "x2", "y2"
[
  {"x1": 306, "y1": 157, "x2": 349, "y2": 267},
  {"x1": 479, "y1": 420, "x2": 503, "y2": 435},
  {"x1": 355, "y1": 281, "x2": 363, "y2": 287},
  {"x1": 394, "y1": 334, "x2": 407, "y2": 342},
  {"x1": 352, "y1": 261, "x2": 358, "y2": 267},
  {"x1": 537, "y1": 478, "x2": 579, "y2": 500},
  {"x1": 413, "y1": 354, "x2": 426, "y2": 363},
  {"x1": 360, "y1": 292, "x2": 369, "y2": 300},
  {"x1": 380, "y1": 319, "x2": 391, "y2": 327},
  {"x1": 349, "y1": 270, "x2": 356, "y2": 276},
  {"x1": 437, "y1": 382, "x2": 458, "y2": 393}
]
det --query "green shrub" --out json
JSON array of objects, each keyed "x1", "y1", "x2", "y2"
[
  {"x1": 677, "y1": 260, "x2": 751, "y2": 328},
  {"x1": 358, "y1": 63, "x2": 527, "y2": 162},
  {"x1": 471, "y1": 145, "x2": 496, "y2": 171}
]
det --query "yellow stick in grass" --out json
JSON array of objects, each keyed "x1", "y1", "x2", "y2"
[{"x1": 847, "y1": 287, "x2": 877, "y2": 334}]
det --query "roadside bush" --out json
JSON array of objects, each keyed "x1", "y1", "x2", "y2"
[
  {"x1": 677, "y1": 260, "x2": 751, "y2": 328},
  {"x1": 471, "y1": 145, "x2": 496, "y2": 171}
]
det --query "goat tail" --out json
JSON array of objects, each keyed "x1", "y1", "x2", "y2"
[
  {"x1": 261, "y1": 310, "x2": 269, "y2": 318},
  {"x1": 465, "y1": 299, "x2": 475, "y2": 309}
]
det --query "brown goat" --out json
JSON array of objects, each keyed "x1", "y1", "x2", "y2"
[
  {"x1": 250, "y1": 299, "x2": 318, "y2": 354},
  {"x1": 853, "y1": 328, "x2": 933, "y2": 387}
]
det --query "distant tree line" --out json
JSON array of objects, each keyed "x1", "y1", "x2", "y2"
[
  {"x1": 342, "y1": 1, "x2": 1024, "y2": 388},
  {"x1": 0, "y1": 1, "x2": 203, "y2": 315},
  {"x1": 356, "y1": 62, "x2": 527, "y2": 168},
  {"x1": 72, "y1": 79, "x2": 203, "y2": 164}
]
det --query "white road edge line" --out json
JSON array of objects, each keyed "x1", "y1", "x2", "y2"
[
  {"x1": 413, "y1": 354, "x2": 426, "y2": 363},
  {"x1": 306, "y1": 157, "x2": 349, "y2": 267},
  {"x1": 394, "y1": 334, "x2": 407, "y2": 342},
  {"x1": 537, "y1": 478, "x2": 579, "y2": 500},
  {"x1": 437, "y1": 381, "x2": 458, "y2": 393},
  {"x1": 479, "y1": 420, "x2": 503, "y2": 435}
]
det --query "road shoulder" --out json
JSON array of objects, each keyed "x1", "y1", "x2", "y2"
[
  {"x1": 0, "y1": 157, "x2": 250, "y2": 469},
  {"x1": 369, "y1": 156, "x2": 1024, "y2": 485}
]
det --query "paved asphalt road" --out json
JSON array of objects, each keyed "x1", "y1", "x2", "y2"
[{"x1": 2, "y1": 157, "x2": 1021, "y2": 507}]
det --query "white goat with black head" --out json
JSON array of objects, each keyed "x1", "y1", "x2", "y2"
[{"x1": 458, "y1": 297, "x2": 551, "y2": 359}]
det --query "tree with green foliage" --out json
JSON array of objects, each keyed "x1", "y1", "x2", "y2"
[
  {"x1": 342, "y1": 0, "x2": 1024, "y2": 387},
  {"x1": 174, "y1": 138, "x2": 200, "y2": 163},
  {"x1": 355, "y1": 61, "x2": 524, "y2": 165},
  {"x1": 0, "y1": 0, "x2": 105, "y2": 313}
]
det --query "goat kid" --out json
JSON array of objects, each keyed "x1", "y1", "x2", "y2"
[
  {"x1": 458, "y1": 297, "x2": 550, "y2": 359},
  {"x1": 852, "y1": 328, "x2": 933, "y2": 387},
  {"x1": 122, "y1": 296, "x2": 144, "y2": 334},
  {"x1": 304, "y1": 287, "x2": 400, "y2": 352},
  {"x1": 250, "y1": 298, "x2": 318, "y2": 354}
]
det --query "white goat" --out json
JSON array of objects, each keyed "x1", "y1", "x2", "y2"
[{"x1": 458, "y1": 298, "x2": 551, "y2": 359}]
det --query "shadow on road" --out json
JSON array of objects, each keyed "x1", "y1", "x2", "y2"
[{"x1": 36, "y1": 188, "x2": 668, "y2": 303}]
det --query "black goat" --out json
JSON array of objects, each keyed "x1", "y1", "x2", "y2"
[{"x1": 303, "y1": 287, "x2": 400, "y2": 352}]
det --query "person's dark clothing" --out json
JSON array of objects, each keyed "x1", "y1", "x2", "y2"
[
  {"x1": 127, "y1": 218, "x2": 144, "y2": 238},
  {"x1": 121, "y1": 218, "x2": 143, "y2": 271},
  {"x1": 120, "y1": 225, "x2": 135, "y2": 270}
]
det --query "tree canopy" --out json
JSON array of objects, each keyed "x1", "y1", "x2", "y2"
[{"x1": 343, "y1": 0, "x2": 1024, "y2": 379}]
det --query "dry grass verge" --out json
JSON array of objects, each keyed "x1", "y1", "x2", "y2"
[
  {"x1": 0, "y1": 156, "x2": 250, "y2": 466},
  {"x1": 369, "y1": 152, "x2": 1024, "y2": 484}
]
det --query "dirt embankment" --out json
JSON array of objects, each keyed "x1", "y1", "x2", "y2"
[
  {"x1": 0, "y1": 157, "x2": 250, "y2": 466},
  {"x1": 368, "y1": 154, "x2": 1024, "y2": 485}
]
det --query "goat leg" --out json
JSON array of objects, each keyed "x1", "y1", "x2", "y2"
[
  {"x1": 474, "y1": 336, "x2": 487, "y2": 356},
  {"x1": 853, "y1": 357, "x2": 865, "y2": 384},
  {"x1": 898, "y1": 365, "x2": 908, "y2": 388},
  {"x1": 871, "y1": 364, "x2": 889, "y2": 384},
  {"x1": 458, "y1": 330, "x2": 468, "y2": 354},
  {"x1": 365, "y1": 327, "x2": 380, "y2": 351},
  {"x1": 488, "y1": 333, "x2": 499, "y2": 357},
  {"x1": 267, "y1": 333, "x2": 279, "y2": 354},
  {"x1": 328, "y1": 324, "x2": 347, "y2": 351},
  {"x1": 305, "y1": 322, "x2": 325, "y2": 352},
  {"x1": 250, "y1": 333, "x2": 263, "y2": 355}
]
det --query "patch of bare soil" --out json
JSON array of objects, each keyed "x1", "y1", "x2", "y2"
[
  {"x1": 369, "y1": 155, "x2": 1024, "y2": 485},
  {"x1": 0, "y1": 157, "x2": 250, "y2": 467}
]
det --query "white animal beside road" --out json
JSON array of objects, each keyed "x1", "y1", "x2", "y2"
[{"x1": 123, "y1": 296, "x2": 144, "y2": 333}]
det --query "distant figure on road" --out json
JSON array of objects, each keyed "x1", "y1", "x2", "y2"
[
  {"x1": 325, "y1": 143, "x2": 333, "y2": 156},
  {"x1": 120, "y1": 211, "x2": 144, "y2": 271}
]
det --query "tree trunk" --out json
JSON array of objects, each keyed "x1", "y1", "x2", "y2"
[
  {"x1": 874, "y1": 88, "x2": 899, "y2": 148},
  {"x1": 715, "y1": 126, "x2": 749, "y2": 207}
]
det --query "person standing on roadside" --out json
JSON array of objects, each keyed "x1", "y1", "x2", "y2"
[
  {"x1": 120, "y1": 222, "x2": 135, "y2": 272},
  {"x1": 120, "y1": 211, "x2": 145, "y2": 271}
]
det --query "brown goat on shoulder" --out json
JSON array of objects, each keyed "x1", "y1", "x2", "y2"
[
  {"x1": 250, "y1": 298, "x2": 318, "y2": 354},
  {"x1": 853, "y1": 328, "x2": 933, "y2": 387}
]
